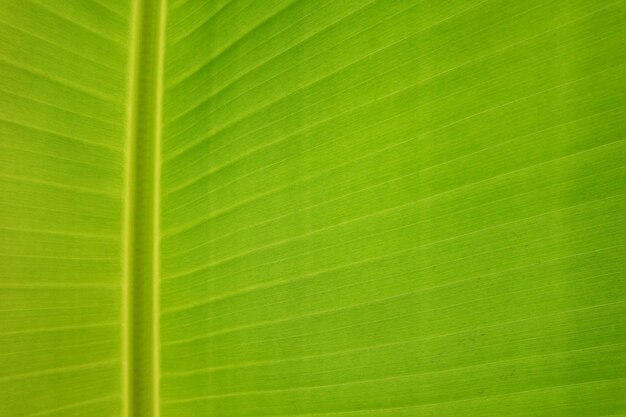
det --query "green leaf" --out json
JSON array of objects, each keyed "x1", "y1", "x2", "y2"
[{"x1": 1, "y1": 1, "x2": 625, "y2": 416}]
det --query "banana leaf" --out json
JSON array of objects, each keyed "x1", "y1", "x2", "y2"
[{"x1": 1, "y1": 1, "x2": 625, "y2": 416}]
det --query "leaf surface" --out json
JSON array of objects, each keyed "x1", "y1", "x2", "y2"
[{"x1": 1, "y1": 1, "x2": 625, "y2": 416}]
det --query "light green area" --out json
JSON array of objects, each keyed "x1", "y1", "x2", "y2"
[
  {"x1": 1, "y1": 1, "x2": 625, "y2": 417},
  {"x1": 0, "y1": 0, "x2": 130, "y2": 416}
]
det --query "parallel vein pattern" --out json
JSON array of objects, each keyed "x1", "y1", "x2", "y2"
[
  {"x1": 160, "y1": 1, "x2": 626, "y2": 416},
  {"x1": 0, "y1": 0, "x2": 131, "y2": 416},
  {"x1": 1, "y1": 1, "x2": 625, "y2": 416}
]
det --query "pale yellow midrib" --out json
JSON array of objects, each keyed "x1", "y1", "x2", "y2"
[
  {"x1": 122, "y1": 1, "x2": 142, "y2": 417},
  {"x1": 153, "y1": 0, "x2": 167, "y2": 415},
  {"x1": 122, "y1": 0, "x2": 167, "y2": 416}
]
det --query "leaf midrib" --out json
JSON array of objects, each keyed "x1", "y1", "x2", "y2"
[{"x1": 123, "y1": 1, "x2": 166, "y2": 416}]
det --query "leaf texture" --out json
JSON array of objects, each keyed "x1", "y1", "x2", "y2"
[
  {"x1": 1, "y1": 1, "x2": 626, "y2": 417},
  {"x1": 0, "y1": 1, "x2": 130, "y2": 416}
]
